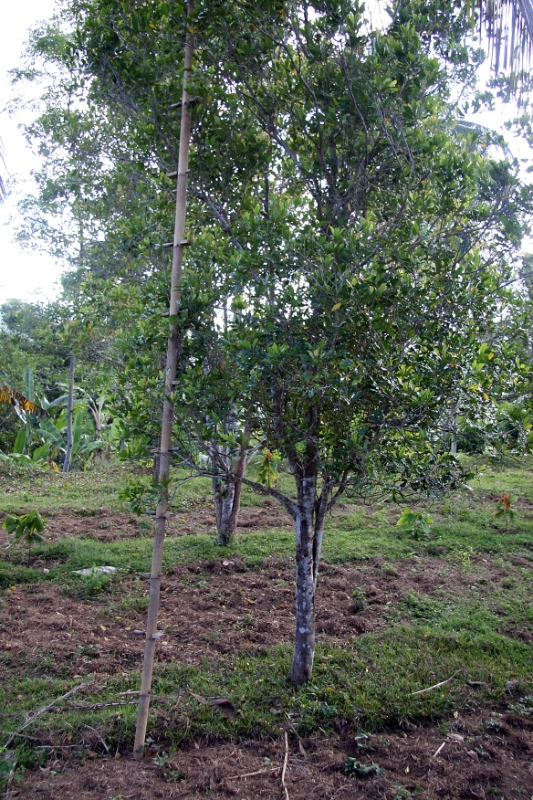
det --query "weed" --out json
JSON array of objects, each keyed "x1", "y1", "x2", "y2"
[
  {"x1": 392, "y1": 785, "x2": 412, "y2": 800},
  {"x1": 343, "y1": 758, "x2": 382, "y2": 777}
]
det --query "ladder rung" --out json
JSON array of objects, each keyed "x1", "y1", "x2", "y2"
[
  {"x1": 169, "y1": 96, "x2": 200, "y2": 110},
  {"x1": 166, "y1": 169, "x2": 191, "y2": 179},
  {"x1": 162, "y1": 240, "x2": 190, "y2": 248}
]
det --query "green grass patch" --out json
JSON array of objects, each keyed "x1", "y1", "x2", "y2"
[{"x1": 1, "y1": 626, "x2": 531, "y2": 755}]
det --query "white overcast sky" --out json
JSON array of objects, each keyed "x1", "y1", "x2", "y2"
[
  {"x1": 0, "y1": 0, "x2": 60, "y2": 305},
  {"x1": 0, "y1": 3, "x2": 530, "y2": 305}
]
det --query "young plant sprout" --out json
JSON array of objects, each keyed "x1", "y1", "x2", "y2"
[{"x1": 2, "y1": 510, "x2": 46, "y2": 566}]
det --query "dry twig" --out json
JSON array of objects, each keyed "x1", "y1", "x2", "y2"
[
  {"x1": 226, "y1": 768, "x2": 278, "y2": 780},
  {"x1": 281, "y1": 731, "x2": 290, "y2": 800},
  {"x1": 410, "y1": 673, "x2": 457, "y2": 696},
  {"x1": 63, "y1": 700, "x2": 138, "y2": 710},
  {"x1": 3, "y1": 679, "x2": 94, "y2": 749},
  {"x1": 83, "y1": 724, "x2": 109, "y2": 753},
  {"x1": 431, "y1": 742, "x2": 446, "y2": 760}
]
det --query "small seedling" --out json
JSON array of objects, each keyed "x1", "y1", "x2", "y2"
[
  {"x1": 2, "y1": 510, "x2": 46, "y2": 566},
  {"x1": 343, "y1": 758, "x2": 382, "y2": 777},
  {"x1": 258, "y1": 449, "x2": 280, "y2": 488},
  {"x1": 492, "y1": 493, "x2": 517, "y2": 529},
  {"x1": 396, "y1": 508, "x2": 433, "y2": 540},
  {"x1": 351, "y1": 588, "x2": 366, "y2": 612}
]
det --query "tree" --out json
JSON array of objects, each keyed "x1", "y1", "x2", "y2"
[
  {"x1": 13, "y1": 2, "x2": 277, "y2": 539},
  {"x1": 15, "y1": 0, "x2": 533, "y2": 689},
  {"x1": 165, "y1": 1, "x2": 532, "y2": 684}
]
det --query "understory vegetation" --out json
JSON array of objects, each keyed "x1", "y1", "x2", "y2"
[{"x1": 1, "y1": 455, "x2": 533, "y2": 791}]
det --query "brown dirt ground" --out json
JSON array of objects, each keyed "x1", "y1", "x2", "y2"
[
  {"x1": 1, "y1": 555, "x2": 525, "y2": 676},
  {"x1": 15, "y1": 711, "x2": 533, "y2": 799},
  {"x1": 3, "y1": 540, "x2": 533, "y2": 798},
  {"x1": 0, "y1": 500, "x2": 293, "y2": 544}
]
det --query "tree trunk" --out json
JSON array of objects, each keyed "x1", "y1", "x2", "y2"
[
  {"x1": 63, "y1": 355, "x2": 75, "y2": 474},
  {"x1": 226, "y1": 442, "x2": 247, "y2": 533},
  {"x1": 290, "y1": 473, "x2": 317, "y2": 685},
  {"x1": 133, "y1": 0, "x2": 195, "y2": 759},
  {"x1": 211, "y1": 441, "x2": 247, "y2": 546},
  {"x1": 450, "y1": 406, "x2": 458, "y2": 455},
  {"x1": 210, "y1": 421, "x2": 248, "y2": 546},
  {"x1": 213, "y1": 469, "x2": 236, "y2": 546}
]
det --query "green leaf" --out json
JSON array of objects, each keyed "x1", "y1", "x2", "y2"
[{"x1": 13, "y1": 429, "x2": 27, "y2": 455}]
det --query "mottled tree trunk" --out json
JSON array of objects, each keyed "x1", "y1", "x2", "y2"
[
  {"x1": 290, "y1": 473, "x2": 317, "y2": 685},
  {"x1": 213, "y1": 468, "x2": 236, "y2": 545}
]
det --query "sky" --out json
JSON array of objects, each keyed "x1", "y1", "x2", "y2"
[
  {"x1": 0, "y1": 3, "x2": 530, "y2": 305},
  {"x1": 0, "y1": 0, "x2": 61, "y2": 305}
]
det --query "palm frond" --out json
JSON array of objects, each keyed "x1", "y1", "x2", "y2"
[
  {"x1": 477, "y1": 0, "x2": 533, "y2": 75},
  {"x1": 0, "y1": 137, "x2": 6, "y2": 204}
]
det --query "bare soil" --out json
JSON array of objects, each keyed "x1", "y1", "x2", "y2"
[
  {"x1": 3, "y1": 527, "x2": 533, "y2": 797},
  {"x1": 0, "y1": 499, "x2": 293, "y2": 544},
  {"x1": 17, "y1": 712, "x2": 533, "y2": 799},
  {"x1": 1, "y1": 555, "x2": 518, "y2": 676}
]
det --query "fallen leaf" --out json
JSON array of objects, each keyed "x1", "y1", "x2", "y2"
[{"x1": 189, "y1": 690, "x2": 208, "y2": 705}]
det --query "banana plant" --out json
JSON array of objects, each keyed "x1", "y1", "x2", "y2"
[
  {"x1": 0, "y1": 429, "x2": 52, "y2": 466},
  {"x1": 37, "y1": 404, "x2": 103, "y2": 468}
]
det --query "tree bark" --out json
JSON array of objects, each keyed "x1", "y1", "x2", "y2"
[
  {"x1": 133, "y1": 1, "x2": 195, "y2": 759},
  {"x1": 213, "y1": 467, "x2": 236, "y2": 546},
  {"x1": 450, "y1": 407, "x2": 458, "y2": 455},
  {"x1": 312, "y1": 491, "x2": 328, "y2": 590},
  {"x1": 211, "y1": 440, "x2": 247, "y2": 546},
  {"x1": 290, "y1": 473, "x2": 317, "y2": 685},
  {"x1": 62, "y1": 355, "x2": 75, "y2": 474},
  {"x1": 226, "y1": 442, "x2": 247, "y2": 533}
]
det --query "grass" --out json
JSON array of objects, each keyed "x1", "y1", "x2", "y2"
[{"x1": 1, "y1": 455, "x2": 533, "y2": 775}]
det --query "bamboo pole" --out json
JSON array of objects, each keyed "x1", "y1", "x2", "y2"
[
  {"x1": 62, "y1": 354, "x2": 75, "y2": 473},
  {"x1": 133, "y1": 1, "x2": 196, "y2": 759}
]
